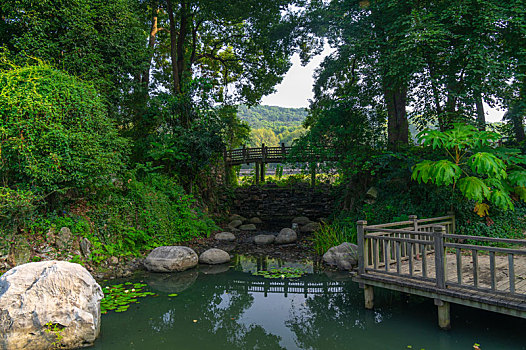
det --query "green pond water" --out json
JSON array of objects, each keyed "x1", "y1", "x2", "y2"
[{"x1": 90, "y1": 256, "x2": 526, "y2": 350}]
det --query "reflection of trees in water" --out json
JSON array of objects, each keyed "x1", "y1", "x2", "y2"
[
  {"x1": 286, "y1": 281, "x2": 398, "y2": 349},
  {"x1": 145, "y1": 273, "x2": 285, "y2": 349}
]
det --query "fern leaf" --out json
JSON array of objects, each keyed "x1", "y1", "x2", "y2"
[
  {"x1": 469, "y1": 152, "x2": 506, "y2": 178},
  {"x1": 457, "y1": 177, "x2": 490, "y2": 202},
  {"x1": 430, "y1": 160, "x2": 462, "y2": 186},
  {"x1": 489, "y1": 190, "x2": 514, "y2": 211},
  {"x1": 508, "y1": 171, "x2": 526, "y2": 187}
]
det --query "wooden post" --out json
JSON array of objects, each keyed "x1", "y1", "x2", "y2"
[
  {"x1": 434, "y1": 225, "x2": 446, "y2": 289},
  {"x1": 364, "y1": 285, "x2": 374, "y2": 309},
  {"x1": 255, "y1": 162, "x2": 260, "y2": 185},
  {"x1": 409, "y1": 215, "x2": 418, "y2": 231},
  {"x1": 260, "y1": 162, "x2": 265, "y2": 182},
  {"x1": 435, "y1": 298, "x2": 451, "y2": 330},
  {"x1": 357, "y1": 220, "x2": 367, "y2": 275},
  {"x1": 261, "y1": 144, "x2": 266, "y2": 183},
  {"x1": 310, "y1": 162, "x2": 316, "y2": 187},
  {"x1": 242, "y1": 145, "x2": 247, "y2": 164},
  {"x1": 447, "y1": 211, "x2": 456, "y2": 234},
  {"x1": 409, "y1": 215, "x2": 419, "y2": 258},
  {"x1": 281, "y1": 142, "x2": 286, "y2": 160}
]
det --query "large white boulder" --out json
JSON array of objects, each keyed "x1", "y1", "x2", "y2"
[
  {"x1": 144, "y1": 246, "x2": 198, "y2": 272},
  {"x1": 0, "y1": 261, "x2": 103, "y2": 350}
]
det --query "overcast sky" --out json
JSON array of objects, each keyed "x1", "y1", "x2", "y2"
[{"x1": 261, "y1": 47, "x2": 505, "y2": 123}]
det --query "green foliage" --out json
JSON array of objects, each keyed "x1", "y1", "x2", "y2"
[
  {"x1": 252, "y1": 267, "x2": 306, "y2": 279},
  {"x1": 312, "y1": 220, "x2": 357, "y2": 256},
  {"x1": 0, "y1": 187, "x2": 40, "y2": 232},
  {"x1": 412, "y1": 124, "x2": 526, "y2": 211},
  {"x1": 0, "y1": 63, "x2": 129, "y2": 196},
  {"x1": 84, "y1": 171, "x2": 217, "y2": 259},
  {"x1": 1, "y1": 0, "x2": 149, "y2": 120},
  {"x1": 100, "y1": 282, "x2": 155, "y2": 314}
]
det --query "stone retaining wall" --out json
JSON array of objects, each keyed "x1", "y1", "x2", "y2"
[{"x1": 229, "y1": 183, "x2": 335, "y2": 224}]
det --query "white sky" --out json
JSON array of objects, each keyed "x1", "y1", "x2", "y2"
[{"x1": 261, "y1": 47, "x2": 505, "y2": 123}]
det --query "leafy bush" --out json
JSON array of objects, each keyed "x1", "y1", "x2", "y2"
[
  {"x1": 412, "y1": 124, "x2": 526, "y2": 212},
  {"x1": 81, "y1": 170, "x2": 217, "y2": 258},
  {"x1": 0, "y1": 63, "x2": 129, "y2": 195}
]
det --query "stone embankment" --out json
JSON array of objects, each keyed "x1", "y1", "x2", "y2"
[{"x1": 227, "y1": 183, "x2": 335, "y2": 225}]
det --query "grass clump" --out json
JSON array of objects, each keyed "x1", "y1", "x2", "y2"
[{"x1": 311, "y1": 220, "x2": 357, "y2": 255}]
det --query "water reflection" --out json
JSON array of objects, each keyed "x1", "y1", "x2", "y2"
[{"x1": 90, "y1": 256, "x2": 526, "y2": 350}]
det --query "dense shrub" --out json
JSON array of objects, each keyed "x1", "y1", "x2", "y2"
[{"x1": 0, "y1": 63, "x2": 129, "y2": 195}]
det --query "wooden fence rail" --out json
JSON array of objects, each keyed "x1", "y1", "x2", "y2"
[{"x1": 355, "y1": 214, "x2": 526, "y2": 329}]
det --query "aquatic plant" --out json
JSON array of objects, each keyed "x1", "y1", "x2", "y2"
[
  {"x1": 100, "y1": 282, "x2": 155, "y2": 314},
  {"x1": 252, "y1": 267, "x2": 306, "y2": 279}
]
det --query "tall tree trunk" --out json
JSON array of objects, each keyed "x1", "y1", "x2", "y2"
[
  {"x1": 143, "y1": 2, "x2": 159, "y2": 91},
  {"x1": 475, "y1": 92, "x2": 486, "y2": 131},
  {"x1": 384, "y1": 84, "x2": 409, "y2": 149},
  {"x1": 166, "y1": 0, "x2": 180, "y2": 94},
  {"x1": 505, "y1": 102, "x2": 526, "y2": 143}
]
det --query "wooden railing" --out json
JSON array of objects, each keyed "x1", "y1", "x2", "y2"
[
  {"x1": 357, "y1": 214, "x2": 526, "y2": 298},
  {"x1": 224, "y1": 144, "x2": 336, "y2": 166},
  {"x1": 443, "y1": 234, "x2": 526, "y2": 295}
]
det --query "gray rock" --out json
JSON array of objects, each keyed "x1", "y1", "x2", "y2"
[
  {"x1": 301, "y1": 222, "x2": 321, "y2": 233},
  {"x1": 292, "y1": 216, "x2": 311, "y2": 225},
  {"x1": 248, "y1": 217, "x2": 263, "y2": 224},
  {"x1": 366, "y1": 187, "x2": 378, "y2": 199},
  {"x1": 199, "y1": 248, "x2": 230, "y2": 265},
  {"x1": 56, "y1": 227, "x2": 72, "y2": 249},
  {"x1": 229, "y1": 214, "x2": 246, "y2": 222},
  {"x1": 275, "y1": 228, "x2": 297, "y2": 244},
  {"x1": 254, "y1": 235, "x2": 275, "y2": 245},
  {"x1": 322, "y1": 242, "x2": 359, "y2": 270},
  {"x1": 0, "y1": 261, "x2": 103, "y2": 349},
  {"x1": 144, "y1": 246, "x2": 198, "y2": 272},
  {"x1": 228, "y1": 219, "x2": 243, "y2": 228},
  {"x1": 80, "y1": 237, "x2": 91, "y2": 257},
  {"x1": 215, "y1": 232, "x2": 236, "y2": 241},
  {"x1": 239, "y1": 224, "x2": 257, "y2": 231}
]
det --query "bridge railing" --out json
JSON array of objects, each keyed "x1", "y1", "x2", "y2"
[
  {"x1": 357, "y1": 214, "x2": 526, "y2": 297},
  {"x1": 224, "y1": 144, "x2": 338, "y2": 166}
]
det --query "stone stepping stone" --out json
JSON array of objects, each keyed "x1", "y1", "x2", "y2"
[
  {"x1": 144, "y1": 246, "x2": 198, "y2": 272},
  {"x1": 215, "y1": 232, "x2": 236, "y2": 241},
  {"x1": 254, "y1": 234, "x2": 275, "y2": 245},
  {"x1": 275, "y1": 228, "x2": 297, "y2": 244},
  {"x1": 199, "y1": 248, "x2": 230, "y2": 265},
  {"x1": 239, "y1": 224, "x2": 257, "y2": 231}
]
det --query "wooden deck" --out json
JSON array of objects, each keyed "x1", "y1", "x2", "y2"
[{"x1": 353, "y1": 215, "x2": 526, "y2": 328}]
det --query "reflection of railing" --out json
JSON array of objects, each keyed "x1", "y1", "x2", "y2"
[
  {"x1": 229, "y1": 279, "x2": 345, "y2": 297},
  {"x1": 354, "y1": 214, "x2": 526, "y2": 330}
]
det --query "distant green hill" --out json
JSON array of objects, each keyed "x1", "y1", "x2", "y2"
[
  {"x1": 237, "y1": 105, "x2": 307, "y2": 129},
  {"x1": 237, "y1": 105, "x2": 308, "y2": 147}
]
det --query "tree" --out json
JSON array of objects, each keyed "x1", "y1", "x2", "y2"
[{"x1": 0, "y1": 0, "x2": 149, "y2": 124}]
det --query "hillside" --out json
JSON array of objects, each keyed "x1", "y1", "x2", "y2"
[
  {"x1": 237, "y1": 105, "x2": 308, "y2": 147},
  {"x1": 237, "y1": 105, "x2": 308, "y2": 129}
]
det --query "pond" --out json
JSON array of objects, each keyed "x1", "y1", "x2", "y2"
[{"x1": 90, "y1": 255, "x2": 526, "y2": 350}]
